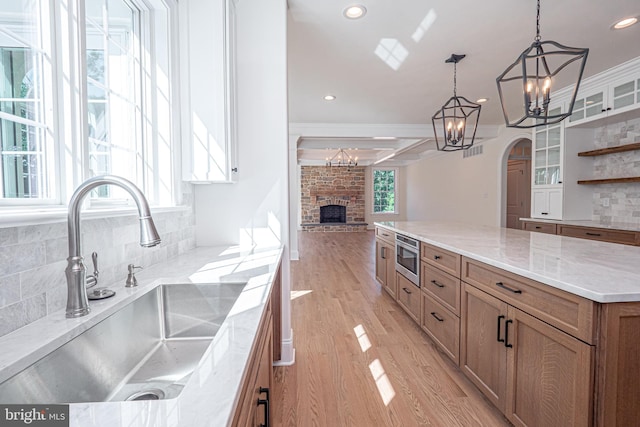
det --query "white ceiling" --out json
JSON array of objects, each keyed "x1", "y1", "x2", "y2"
[{"x1": 288, "y1": 0, "x2": 640, "y2": 165}]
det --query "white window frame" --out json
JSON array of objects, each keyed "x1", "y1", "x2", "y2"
[
  {"x1": 371, "y1": 167, "x2": 398, "y2": 215},
  {"x1": 0, "y1": 0, "x2": 179, "y2": 212}
]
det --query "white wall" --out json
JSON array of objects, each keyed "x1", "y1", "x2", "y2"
[
  {"x1": 193, "y1": 0, "x2": 294, "y2": 364},
  {"x1": 406, "y1": 127, "x2": 530, "y2": 226}
]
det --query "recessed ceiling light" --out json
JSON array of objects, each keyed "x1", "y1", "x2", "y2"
[
  {"x1": 476, "y1": 98, "x2": 489, "y2": 103},
  {"x1": 612, "y1": 17, "x2": 638, "y2": 29},
  {"x1": 323, "y1": 95, "x2": 336, "y2": 101},
  {"x1": 373, "y1": 136, "x2": 397, "y2": 140},
  {"x1": 343, "y1": 5, "x2": 367, "y2": 20}
]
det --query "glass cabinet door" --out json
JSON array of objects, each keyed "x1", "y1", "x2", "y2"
[{"x1": 533, "y1": 107, "x2": 563, "y2": 186}]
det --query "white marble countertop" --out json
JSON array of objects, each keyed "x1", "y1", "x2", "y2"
[
  {"x1": 375, "y1": 221, "x2": 640, "y2": 303},
  {"x1": 520, "y1": 217, "x2": 640, "y2": 232},
  {"x1": 0, "y1": 244, "x2": 283, "y2": 427}
]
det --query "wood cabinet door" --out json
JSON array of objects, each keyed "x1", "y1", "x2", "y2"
[
  {"x1": 505, "y1": 308, "x2": 594, "y2": 427},
  {"x1": 384, "y1": 245, "x2": 396, "y2": 298},
  {"x1": 375, "y1": 240, "x2": 387, "y2": 287},
  {"x1": 252, "y1": 325, "x2": 273, "y2": 427},
  {"x1": 460, "y1": 283, "x2": 509, "y2": 412}
]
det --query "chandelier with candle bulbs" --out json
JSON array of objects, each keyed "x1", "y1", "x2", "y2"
[
  {"x1": 325, "y1": 148, "x2": 358, "y2": 168},
  {"x1": 496, "y1": 0, "x2": 588, "y2": 128},
  {"x1": 432, "y1": 54, "x2": 481, "y2": 151}
]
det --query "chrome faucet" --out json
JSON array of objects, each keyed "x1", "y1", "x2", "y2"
[{"x1": 65, "y1": 175, "x2": 161, "y2": 318}]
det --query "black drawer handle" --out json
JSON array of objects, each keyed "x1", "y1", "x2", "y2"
[
  {"x1": 535, "y1": 226, "x2": 541, "y2": 229},
  {"x1": 258, "y1": 387, "x2": 270, "y2": 427},
  {"x1": 504, "y1": 320, "x2": 513, "y2": 348},
  {"x1": 402, "y1": 287, "x2": 412, "y2": 294},
  {"x1": 430, "y1": 279, "x2": 445, "y2": 288},
  {"x1": 541, "y1": 212, "x2": 549, "y2": 215},
  {"x1": 434, "y1": 255, "x2": 441, "y2": 260},
  {"x1": 497, "y1": 315, "x2": 505, "y2": 343},
  {"x1": 585, "y1": 232, "x2": 601, "y2": 237},
  {"x1": 431, "y1": 312, "x2": 444, "y2": 322},
  {"x1": 382, "y1": 233, "x2": 389, "y2": 237},
  {"x1": 496, "y1": 281, "x2": 522, "y2": 294},
  {"x1": 381, "y1": 247, "x2": 386, "y2": 259}
]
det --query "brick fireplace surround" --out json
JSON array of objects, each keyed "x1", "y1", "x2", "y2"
[{"x1": 300, "y1": 166, "x2": 367, "y2": 232}]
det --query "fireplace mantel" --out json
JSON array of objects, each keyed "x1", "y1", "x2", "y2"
[{"x1": 309, "y1": 190, "x2": 358, "y2": 205}]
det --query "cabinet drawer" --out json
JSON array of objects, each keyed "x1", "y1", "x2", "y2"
[
  {"x1": 375, "y1": 226, "x2": 395, "y2": 244},
  {"x1": 421, "y1": 242, "x2": 461, "y2": 278},
  {"x1": 523, "y1": 221, "x2": 557, "y2": 235},
  {"x1": 461, "y1": 257, "x2": 596, "y2": 344},
  {"x1": 421, "y1": 293, "x2": 460, "y2": 364},
  {"x1": 421, "y1": 263, "x2": 461, "y2": 315},
  {"x1": 396, "y1": 273, "x2": 420, "y2": 322},
  {"x1": 558, "y1": 225, "x2": 636, "y2": 246}
]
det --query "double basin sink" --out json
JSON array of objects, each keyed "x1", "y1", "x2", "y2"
[{"x1": 0, "y1": 282, "x2": 245, "y2": 403}]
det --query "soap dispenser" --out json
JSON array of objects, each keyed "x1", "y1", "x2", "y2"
[{"x1": 125, "y1": 264, "x2": 143, "y2": 288}]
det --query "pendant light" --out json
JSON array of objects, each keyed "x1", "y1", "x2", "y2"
[
  {"x1": 432, "y1": 54, "x2": 481, "y2": 151},
  {"x1": 496, "y1": 0, "x2": 588, "y2": 128},
  {"x1": 325, "y1": 148, "x2": 358, "y2": 169}
]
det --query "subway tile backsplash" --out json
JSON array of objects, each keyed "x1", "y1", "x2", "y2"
[
  {"x1": 592, "y1": 117, "x2": 640, "y2": 225},
  {"x1": 0, "y1": 201, "x2": 196, "y2": 338}
]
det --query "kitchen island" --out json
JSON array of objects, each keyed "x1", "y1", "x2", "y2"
[
  {"x1": 0, "y1": 245, "x2": 283, "y2": 427},
  {"x1": 375, "y1": 220, "x2": 640, "y2": 427}
]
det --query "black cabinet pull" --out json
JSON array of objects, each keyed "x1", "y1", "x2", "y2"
[
  {"x1": 430, "y1": 279, "x2": 445, "y2": 288},
  {"x1": 258, "y1": 387, "x2": 270, "y2": 427},
  {"x1": 381, "y1": 247, "x2": 386, "y2": 259},
  {"x1": 497, "y1": 315, "x2": 505, "y2": 343},
  {"x1": 541, "y1": 212, "x2": 549, "y2": 215},
  {"x1": 431, "y1": 312, "x2": 444, "y2": 322},
  {"x1": 434, "y1": 255, "x2": 441, "y2": 260},
  {"x1": 496, "y1": 281, "x2": 522, "y2": 294},
  {"x1": 535, "y1": 226, "x2": 541, "y2": 229},
  {"x1": 402, "y1": 287, "x2": 412, "y2": 294},
  {"x1": 382, "y1": 233, "x2": 389, "y2": 237},
  {"x1": 585, "y1": 232, "x2": 601, "y2": 237},
  {"x1": 504, "y1": 320, "x2": 513, "y2": 348}
]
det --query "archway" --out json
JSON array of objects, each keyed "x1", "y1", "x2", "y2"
[{"x1": 502, "y1": 138, "x2": 532, "y2": 229}]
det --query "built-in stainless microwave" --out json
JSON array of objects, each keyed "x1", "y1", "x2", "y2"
[{"x1": 396, "y1": 234, "x2": 420, "y2": 286}]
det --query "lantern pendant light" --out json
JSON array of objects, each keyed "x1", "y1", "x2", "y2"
[
  {"x1": 496, "y1": 0, "x2": 588, "y2": 128},
  {"x1": 432, "y1": 54, "x2": 481, "y2": 152}
]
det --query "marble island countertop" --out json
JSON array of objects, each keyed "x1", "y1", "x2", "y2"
[
  {"x1": 0, "y1": 244, "x2": 283, "y2": 427},
  {"x1": 375, "y1": 221, "x2": 640, "y2": 303},
  {"x1": 520, "y1": 217, "x2": 640, "y2": 232}
]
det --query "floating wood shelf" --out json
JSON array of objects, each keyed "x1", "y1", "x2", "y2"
[
  {"x1": 578, "y1": 143, "x2": 640, "y2": 157},
  {"x1": 577, "y1": 177, "x2": 640, "y2": 185}
]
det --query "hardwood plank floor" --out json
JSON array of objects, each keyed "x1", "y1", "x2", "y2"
[{"x1": 273, "y1": 231, "x2": 511, "y2": 426}]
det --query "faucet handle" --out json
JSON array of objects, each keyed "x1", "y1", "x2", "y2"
[
  {"x1": 125, "y1": 264, "x2": 143, "y2": 288},
  {"x1": 86, "y1": 251, "x2": 99, "y2": 289}
]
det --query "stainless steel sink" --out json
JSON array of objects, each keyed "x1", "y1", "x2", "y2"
[{"x1": 0, "y1": 282, "x2": 245, "y2": 403}]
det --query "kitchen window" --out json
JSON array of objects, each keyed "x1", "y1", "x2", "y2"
[
  {"x1": 372, "y1": 168, "x2": 397, "y2": 214},
  {"x1": 0, "y1": 0, "x2": 177, "y2": 208}
]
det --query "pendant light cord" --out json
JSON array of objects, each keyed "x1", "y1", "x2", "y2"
[
  {"x1": 453, "y1": 61, "x2": 457, "y2": 97},
  {"x1": 535, "y1": 0, "x2": 541, "y2": 41}
]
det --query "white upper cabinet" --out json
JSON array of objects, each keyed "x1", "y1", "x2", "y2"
[
  {"x1": 180, "y1": 0, "x2": 238, "y2": 183},
  {"x1": 565, "y1": 57, "x2": 640, "y2": 128}
]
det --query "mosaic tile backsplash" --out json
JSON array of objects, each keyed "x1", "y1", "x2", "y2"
[
  {"x1": 591, "y1": 117, "x2": 640, "y2": 224},
  {"x1": 0, "y1": 190, "x2": 196, "y2": 338}
]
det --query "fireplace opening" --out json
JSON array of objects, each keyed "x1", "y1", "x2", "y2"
[{"x1": 320, "y1": 205, "x2": 346, "y2": 223}]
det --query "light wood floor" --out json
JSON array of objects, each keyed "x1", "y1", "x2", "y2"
[{"x1": 273, "y1": 231, "x2": 511, "y2": 426}]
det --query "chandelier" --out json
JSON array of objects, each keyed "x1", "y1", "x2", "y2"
[
  {"x1": 326, "y1": 149, "x2": 358, "y2": 168},
  {"x1": 432, "y1": 54, "x2": 481, "y2": 151},
  {"x1": 496, "y1": 0, "x2": 588, "y2": 128}
]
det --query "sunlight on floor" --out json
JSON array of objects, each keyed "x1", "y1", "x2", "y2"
[
  {"x1": 369, "y1": 359, "x2": 396, "y2": 406},
  {"x1": 353, "y1": 324, "x2": 372, "y2": 353},
  {"x1": 290, "y1": 290, "x2": 313, "y2": 300}
]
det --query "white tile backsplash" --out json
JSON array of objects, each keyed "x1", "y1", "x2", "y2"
[
  {"x1": 591, "y1": 117, "x2": 640, "y2": 225},
  {"x1": 0, "y1": 202, "x2": 196, "y2": 338}
]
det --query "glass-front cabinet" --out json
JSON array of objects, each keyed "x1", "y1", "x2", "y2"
[
  {"x1": 567, "y1": 67, "x2": 640, "y2": 128},
  {"x1": 531, "y1": 106, "x2": 564, "y2": 220}
]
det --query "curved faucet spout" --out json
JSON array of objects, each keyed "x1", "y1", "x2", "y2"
[{"x1": 65, "y1": 175, "x2": 161, "y2": 318}]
